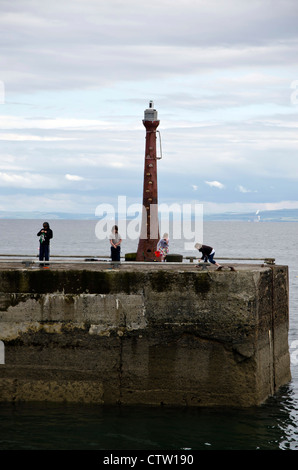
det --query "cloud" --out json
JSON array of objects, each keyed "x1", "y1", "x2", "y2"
[
  {"x1": 1, "y1": 0, "x2": 298, "y2": 216},
  {"x1": 205, "y1": 181, "x2": 225, "y2": 190},
  {"x1": 65, "y1": 174, "x2": 84, "y2": 181},
  {"x1": 0, "y1": 133, "x2": 75, "y2": 142},
  {"x1": 236, "y1": 185, "x2": 257, "y2": 193},
  {"x1": 0, "y1": 172, "x2": 59, "y2": 189},
  {"x1": 1, "y1": 1, "x2": 298, "y2": 92},
  {"x1": 0, "y1": 115, "x2": 110, "y2": 131},
  {"x1": 0, "y1": 154, "x2": 26, "y2": 171},
  {"x1": 0, "y1": 80, "x2": 4, "y2": 104}
]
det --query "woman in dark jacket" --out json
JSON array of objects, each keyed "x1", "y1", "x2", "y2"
[{"x1": 37, "y1": 222, "x2": 53, "y2": 263}]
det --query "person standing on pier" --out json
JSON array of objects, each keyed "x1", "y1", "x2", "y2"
[
  {"x1": 109, "y1": 225, "x2": 122, "y2": 261},
  {"x1": 156, "y1": 233, "x2": 169, "y2": 262},
  {"x1": 195, "y1": 243, "x2": 221, "y2": 267},
  {"x1": 37, "y1": 222, "x2": 53, "y2": 265}
]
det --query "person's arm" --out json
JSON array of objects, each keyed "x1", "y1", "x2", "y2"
[
  {"x1": 45, "y1": 229, "x2": 53, "y2": 241},
  {"x1": 110, "y1": 239, "x2": 115, "y2": 247}
]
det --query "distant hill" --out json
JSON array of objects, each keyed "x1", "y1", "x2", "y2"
[
  {"x1": 1, "y1": 208, "x2": 298, "y2": 222},
  {"x1": 0, "y1": 211, "x2": 96, "y2": 220},
  {"x1": 204, "y1": 208, "x2": 298, "y2": 222}
]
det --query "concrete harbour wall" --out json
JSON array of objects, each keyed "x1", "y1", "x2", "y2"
[{"x1": 0, "y1": 262, "x2": 291, "y2": 407}]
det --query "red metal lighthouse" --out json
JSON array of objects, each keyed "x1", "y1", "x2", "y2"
[{"x1": 136, "y1": 101, "x2": 161, "y2": 261}]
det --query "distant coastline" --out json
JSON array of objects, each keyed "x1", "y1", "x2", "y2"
[
  {"x1": 1, "y1": 208, "x2": 298, "y2": 222},
  {"x1": 203, "y1": 208, "x2": 298, "y2": 222}
]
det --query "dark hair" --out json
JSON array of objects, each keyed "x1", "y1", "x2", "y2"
[{"x1": 112, "y1": 225, "x2": 118, "y2": 233}]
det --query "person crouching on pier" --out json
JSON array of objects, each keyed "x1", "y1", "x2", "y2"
[
  {"x1": 195, "y1": 243, "x2": 221, "y2": 267},
  {"x1": 37, "y1": 222, "x2": 53, "y2": 265}
]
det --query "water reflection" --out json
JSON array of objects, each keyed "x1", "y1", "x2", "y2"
[{"x1": 0, "y1": 385, "x2": 297, "y2": 450}]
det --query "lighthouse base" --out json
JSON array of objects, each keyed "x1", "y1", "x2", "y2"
[{"x1": 136, "y1": 238, "x2": 160, "y2": 261}]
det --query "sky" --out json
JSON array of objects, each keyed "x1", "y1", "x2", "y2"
[{"x1": 1, "y1": 0, "x2": 298, "y2": 217}]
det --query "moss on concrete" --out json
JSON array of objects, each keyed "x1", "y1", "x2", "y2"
[
  {"x1": 0, "y1": 263, "x2": 291, "y2": 406},
  {"x1": 0, "y1": 269, "x2": 145, "y2": 295}
]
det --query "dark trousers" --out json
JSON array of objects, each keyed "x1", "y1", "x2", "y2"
[
  {"x1": 203, "y1": 253, "x2": 216, "y2": 264},
  {"x1": 111, "y1": 246, "x2": 120, "y2": 261},
  {"x1": 39, "y1": 244, "x2": 50, "y2": 261}
]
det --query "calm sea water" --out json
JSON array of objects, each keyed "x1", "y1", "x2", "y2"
[{"x1": 0, "y1": 219, "x2": 298, "y2": 451}]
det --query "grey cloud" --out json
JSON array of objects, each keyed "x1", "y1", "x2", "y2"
[
  {"x1": 3, "y1": 42, "x2": 298, "y2": 93},
  {"x1": 1, "y1": 0, "x2": 298, "y2": 215},
  {"x1": 2, "y1": 0, "x2": 298, "y2": 47},
  {"x1": 1, "y1": 1, "x2": 298, "y2": 92}
]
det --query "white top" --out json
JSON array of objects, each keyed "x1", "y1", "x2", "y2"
[{"x1": 109, "y1": 233, "x2": 121, "y2": 245}]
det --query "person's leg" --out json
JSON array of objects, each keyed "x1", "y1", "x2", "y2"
[
  {"x1": 208, "y1": 253, "x2": 220, "y2": 266},
  {"x1": 39, "y1": 244, "x2": 44, "y2": 261},
  {"x1": 39, "y1": 244, "x2": 45, "y2": 266},
  {"x1": 208, "y1": 253, "x2": 215, "y2": 264},
  {"x1": 44, "y1": 245, "x2": 49, "y2": 261},
  {"x1": 111, "y1": 246, "x2": 119, "y2": 261}
]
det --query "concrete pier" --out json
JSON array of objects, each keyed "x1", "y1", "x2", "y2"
[{"x1": 0, "y1": 261, "x2": 291, "y2": 406}]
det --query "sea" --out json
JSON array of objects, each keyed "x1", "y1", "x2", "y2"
[{"x1": 0, "y1": 219, "x2": 298, "y2": 452}]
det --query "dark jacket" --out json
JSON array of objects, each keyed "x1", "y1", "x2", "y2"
[
  {"x1": 199, "y1": 244, "x2": 213, "y2": 259},
  {"x1": 37, "y1": 226, "x2": 53, "y2": 245}
]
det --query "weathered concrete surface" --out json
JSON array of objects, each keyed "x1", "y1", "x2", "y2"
[{"x1": 0, "y1": 262, "x2": 291, "y2": 406}]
